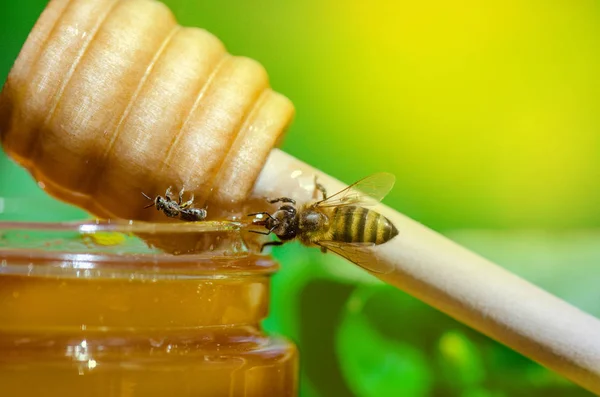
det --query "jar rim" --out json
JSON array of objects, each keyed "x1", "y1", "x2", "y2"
[{"x1": 0, "y1": 220, "x2": 277, "y2": 278}]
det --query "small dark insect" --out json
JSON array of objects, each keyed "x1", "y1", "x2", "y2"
[
  {"x1": 248, "y1": 174, "x2": 398, "y2": 274},
  {"x1": 142, "y1": 187, "x2": 207, "y2": 222}
]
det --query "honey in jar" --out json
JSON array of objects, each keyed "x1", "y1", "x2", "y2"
[{"x1": 0, "y1": 220, "x2": 298, "y2": 396}]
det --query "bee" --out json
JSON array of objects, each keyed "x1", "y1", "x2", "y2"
[
  {"x1": 142, "y1": 186, "x2": 207, "y2": 221},
  {"x1": 248, "y1": 173, "x2": 398, "y2": 274}
]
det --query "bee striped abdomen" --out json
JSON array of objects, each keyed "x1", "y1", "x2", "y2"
[{"x1": 331, "y1": 206, "x2": 397, "y2": 244}]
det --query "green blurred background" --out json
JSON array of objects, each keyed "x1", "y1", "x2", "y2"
[{"x1": 1, "y1": 1, "x2": 599, "y2": 396}]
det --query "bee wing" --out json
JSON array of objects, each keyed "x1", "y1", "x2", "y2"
[
  {"x1": 317, "y1": 241, "x2": 394, "y2": 274},
  {"x1": 315, "y1": 173, "x2": 395, "y2": 208}
]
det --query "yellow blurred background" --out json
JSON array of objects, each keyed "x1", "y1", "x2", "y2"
[{"x1": 171, "y1": 0, "x2": 600, "y2": 230}]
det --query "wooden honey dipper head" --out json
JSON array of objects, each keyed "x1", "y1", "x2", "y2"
[{"x1": 0, "y1": 0, "x2": 294, "y2": 221}]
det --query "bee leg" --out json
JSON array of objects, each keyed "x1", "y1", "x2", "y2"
[
  {"x1": 314, "y1": 176, "x2": 327, "y2": 200},
  {"x1": 248, "y1": 212, "x2": 279, "y2": 226},
  {"x1": 250, "y1": 230, "x2": 270, "y2": 235},
  {"x1": 177, "y1": 187, "x2": 185, "y2": 205},
  {"x1": 165, "y1": 186, "x2": 173, "y2": 201},
  {"x1": 249, "y1": 222, "x2": 278, "y2": 236},
  {"x1": 181, "y1": 193, "x2": 195, "y2": 209},
  {"x1": 248, "y1": 211, "x2": 276, "y2": 219},
  {"x1": 267, "y1": 197, "x2": 296, "y2": 205},
  {"x1": 260, "y1": 241, "x2": 283, "y2": 252}
]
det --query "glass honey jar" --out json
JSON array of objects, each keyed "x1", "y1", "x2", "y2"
[{"x1": 0, "y1": 219, "x2": 298, "y2": 396}]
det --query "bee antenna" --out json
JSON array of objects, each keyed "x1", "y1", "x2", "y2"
[{"x1": 141, "y1": 192, "x2": 156, "y2": 209}]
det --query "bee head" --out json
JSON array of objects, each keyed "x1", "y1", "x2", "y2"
[
  {"x1": 250, "y1": 205, "x2": 298, "y2": 240},
  {"x1": 271, "y1": 205, "x2": 298, "y2": 240},
  {"x1": 153, "y1": 196, "x2": 167, "y2": 211}
]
